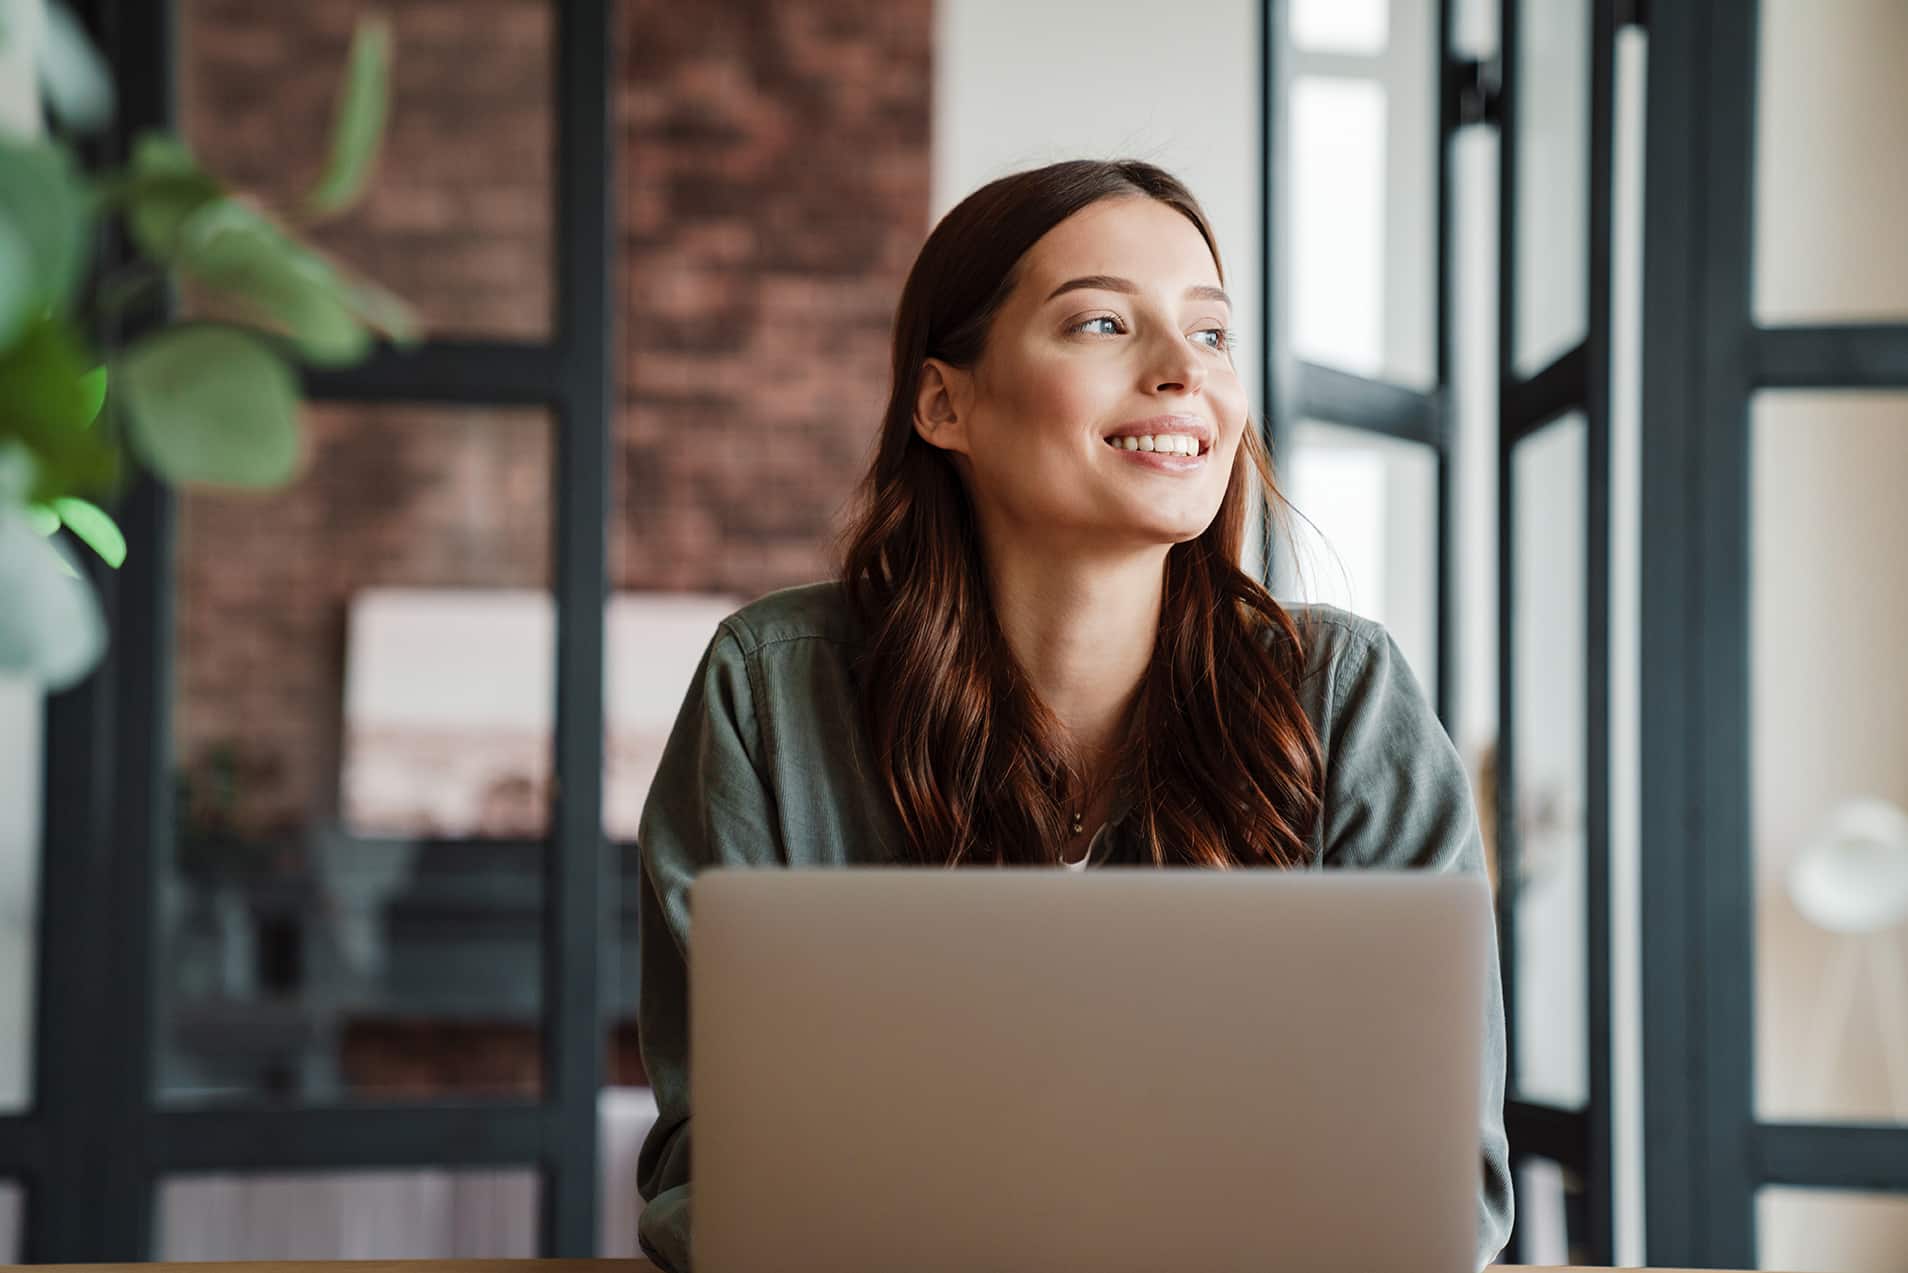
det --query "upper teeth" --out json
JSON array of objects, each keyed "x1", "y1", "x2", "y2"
[{"x1": 1108, "y1": 434, "x2": 1201, "y2": 455}]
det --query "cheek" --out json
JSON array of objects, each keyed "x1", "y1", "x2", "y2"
[
  {"x1": 1211, "y1": 362, "x2": 1249, "y2": 424},
  {"x1": 989, "y1": 353, "x2": 1112, "y2": 448},
  {"x1": 1202, "y1": 371, "x2": 1250, "y2": 460}
]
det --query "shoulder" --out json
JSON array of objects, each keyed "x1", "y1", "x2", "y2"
[
  {"x1": 717, "y1": 580, "x2": 864, "y2": 654},
  {"x1": 1260, "y1": 602, "x2": 1443, "y2": 760},
  {"x1": 706, "y1": 584, "x2": 879, "y2": 805},
  {"x1": 1273, "y1": 601, "x2": 1390, "y2": 703},
  {"x1": 1281, "y1": 600, "x2": 1387, "y2": 659}
]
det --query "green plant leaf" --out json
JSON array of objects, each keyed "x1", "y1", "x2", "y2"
[
  {"x1": 0, "y1": 316, "x2": 91, "y2": 433},
  {"x1": 0, "y1": 218, "x2": 34, "y2": 353},
  {"x1": 130, "y1": 134, "x2": 200, "y2": 178},
  {"x1": 340, "y1": 270, "x2": 421, "y2": 346},
  {"x1": 0, "y1": 506, "x2": 107, "y2": 691},
  {"x1": 25, "y1": 503, "x2": 61, "y2": 536},
  {"x1": 115, "y1": 324, "x2": 301, "y2": 488},
  {"x1": 0, "y1": 316, "x2": 123, "y2": 501},
  {"x1": 115, "y1": 133, "x2": 225, "y2": 261},
  {"x1": 0, "y1": 138, "x2": 91, "y2": 319},
  {"x1": 78, "y1": 365, "x2": 107, "y2": 425},
  {"x1": 174, "y1": 198, "x2": 373, "y2": 366},
  {"x1": 50, "y1": 496, "x2": 126, "y2": 568},
  {"x1": 305, "y1": 14, "x2": 393, "y2": 218}
]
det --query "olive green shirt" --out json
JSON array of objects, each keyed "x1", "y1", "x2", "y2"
[{"x1": 634, "y1": 581, "x2": 1514, "y2": 1271}]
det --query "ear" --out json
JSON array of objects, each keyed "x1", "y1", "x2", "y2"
[{"x1": 913, "y1": 358, "x2": 971, "y2": 455}]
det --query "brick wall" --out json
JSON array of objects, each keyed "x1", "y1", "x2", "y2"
[
  {"x1": 613, "y1": 0, "x2": 930, "y2": 593},
  {"x1": 180, "y1": 0, "x2": 556, "y2": 341},
  {"x1": 173, "y1": 0, "x2": 931, "y2": 835}
]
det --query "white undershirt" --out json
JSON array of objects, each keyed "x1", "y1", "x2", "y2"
[{"x1": 1061, "y1": 820, "x2": 1110, "y2": 871}]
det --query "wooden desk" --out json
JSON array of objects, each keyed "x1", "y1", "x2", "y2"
[{"x1": 19, "y1": 1260, "x2": 1770, "y2": 1273}]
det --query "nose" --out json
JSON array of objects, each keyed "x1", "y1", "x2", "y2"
[{"x1": 1146, "y1": 331, "x2": 1206, "y2": 396}]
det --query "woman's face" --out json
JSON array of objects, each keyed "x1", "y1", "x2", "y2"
[{"x1": 917, "y1": 196, "x2": 1248, "y2": 555}]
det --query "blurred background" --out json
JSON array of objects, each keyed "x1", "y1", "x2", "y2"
[{"x1": 0, "y1": 0, "x2": 1904, "y2": 1269}]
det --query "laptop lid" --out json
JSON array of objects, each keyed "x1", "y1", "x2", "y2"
[{"x1": 690, "y1": 868, "x2": 1490, "y2": 1273}]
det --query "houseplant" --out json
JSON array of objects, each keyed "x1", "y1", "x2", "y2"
[{"x1": 0, "y1": 0, "x2": 418, "y2": 690}]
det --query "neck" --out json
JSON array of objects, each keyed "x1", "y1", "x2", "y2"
[{"x1": 981, "y1": 540, "x2": 1167, "y2": 778}]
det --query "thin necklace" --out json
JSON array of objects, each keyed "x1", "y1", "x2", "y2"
[{"x1": 1069, "y1": 774, "x2": 1107, "y2": 837}]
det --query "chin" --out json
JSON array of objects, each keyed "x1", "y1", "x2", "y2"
[{"x1": 1131, "y1": 516, "x2": 1220, "y2": 548}]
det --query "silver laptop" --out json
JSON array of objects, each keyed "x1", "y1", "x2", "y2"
[{"x1": 689, "y1": 868, "x2": 1491, "y2": 1273}]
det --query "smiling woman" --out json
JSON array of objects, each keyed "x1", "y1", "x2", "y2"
[{"x1": 630, "y1": 158, "x2": 1512, "y2": 1273}]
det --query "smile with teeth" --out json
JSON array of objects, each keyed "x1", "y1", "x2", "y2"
[{"x1": 1104, "y1": 434, "x2": 1206, "y2": 456}]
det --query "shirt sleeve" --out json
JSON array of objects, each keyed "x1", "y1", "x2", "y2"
[
  {"x1": 635, "y1": 621, "x2": 783, "y2": 1273},
  {"x1": 1317, "y1": 620, "x2": 1516, "y2": 1269}
]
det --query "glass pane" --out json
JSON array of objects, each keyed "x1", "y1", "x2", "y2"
[
  {"x1": 1290, "y1": 76, "x2": 1385, "y2": 378},
  {"x1": 604, "y1": 597, "x2": 740, "y2": 842},
  {"x1": 163, "y1": 404, "x2": 553, "y2": 1105},
  {"x1": 178, "y1": 0, "x2": 554, "y2": 341},
  {"x1": 1452, "y1": 0, "x2": 1499, "y2": 58},
  {"x1": 1753, "y1": 393, "x2": 1908, "y2": 1124},
  {"x1": 1284, "y1": 420, "x2": 1439, "y2": 691},
  {"x1": 1509, "y1": 414, "x2": 1588, "y2": 1108},
  {"x1": 1288, "y1": 28, "x2": 1438, "y2": 389},
  {"x1": 0, "y1": 678, "x2": 39, "y2": 1112},
  {"x1": 1291, "y1": 0, "x2": 1387, "y2": 56},
  {"x1": 0, "y1": 1179, "x2": 19, "y2": 1263},
  {"x1": 1509, "y1": 1156, "x2": 1590, "y2": 1267},
  {"x1": 1513, "y1": 0, "x2": 1589, "y2": 378},
  {"x1": 1756, "y1": 0, "x2": 1908, "y2": 323},
  {"x1": 1451, "y1": 122, "x2": 1501, "y2": 765},
  {"x1": 601, "y1": 1085, "x2": 662, "y2": 1256},
  {"x1": 158, "y1": 1169, "x2": 536, "y2": 1259},
  {"x1": 1759, "y1": 1187, "x2": 1908, "y2": 1273}
]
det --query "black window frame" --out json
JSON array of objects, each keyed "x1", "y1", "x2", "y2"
[{"x1": 1490, "y1": 0, "x2": 1624, "y2": 1263}]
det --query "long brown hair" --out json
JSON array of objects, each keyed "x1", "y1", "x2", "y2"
[{"x1": 837, "y1": 159, "x2": 1323, "y2": 869}]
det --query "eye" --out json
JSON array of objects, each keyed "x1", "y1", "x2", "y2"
[
  {"x1": 1069, "y1": 314, "x2": 1126, "y2": 336},
  {"x1": 1193, "y1": 326, "x2": 1236, "y2": 353}
]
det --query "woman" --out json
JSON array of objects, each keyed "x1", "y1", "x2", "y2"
[{"x1": 634, "y1": 158, "x2": 1513, "y2": 1271}]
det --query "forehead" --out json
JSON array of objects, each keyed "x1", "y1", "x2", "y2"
[{"x1": 1015, "y1": 196, "x2": 1224, "y2": 299}]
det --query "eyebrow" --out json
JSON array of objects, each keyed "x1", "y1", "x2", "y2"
[{"x1": 1043, "y1": 274, "x2": 1232, "y2": 308}]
